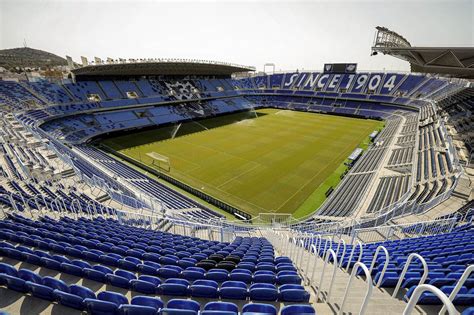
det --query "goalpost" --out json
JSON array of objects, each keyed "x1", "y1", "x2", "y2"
[
  {"x1": 170, "y1": 123, "x2": 182, "y2": 139},
  {"x1": 146, "y1": 152, "x2": 171, "y2": 172}
]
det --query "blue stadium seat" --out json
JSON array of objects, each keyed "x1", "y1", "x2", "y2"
[
  {"x1": 201, "y1": 301, "x2": 238, "y2": 315},
  {"x1": 277, "y1": 271, "x2": 301, "y2": 285},
  {"x1": 99, "y1": 290, "x2": 128, "y2": 306},
  {"x1": 106, "y1": 269, "x2": 136, "y2": 289},
  {"x1": 138, "y1": 260, "x2": 161, "y2": 275},
  {"x1": 17, "y1": 269, "x2": 42, "y2": 284},
  {"x1": 130, "y1": 275, "x2": 161, "y2": 294},
  {"x1": 83, "y1": 265, "x2": 113, "y2": 282},
  {"x1": 249, "y1": 283, "x2": 279, "y2": 301},
  {"x1": 158, "y1": 265, "x2": 183, "y2": 279},
  {"x1": 85, "y1": 298, "x2": 120, "y2": 314},
  {"x1": 230, "y1": 268, "x2": 253, "y2": 283},
  {"x1": 119, "y1": 304, "x2": 157, "y2": 315},
  {"x1": 279, "y1": 284, "x2": 310, "y2": 302},
  {"x1": 253, "y1": 270, "x2": 276, "y2": 284},
  {"x1": 118, "y1": 256, "x2": 141, "y2": 271},
  {"x1": 256, "y1": 263, "x2": 275, "y2": 272},
  {"x1": 54, "y1": 284, "x2": 96, "y2": 310},
  {"x1": 242, "y1": 303, "x2": 278, "y2": 315},
  {"x1": 219, "y1": 280, "x2": 248, "y2": 300},
  {"x1": 161, "y1": 299, "x2": 200, "y2": 315},
  {"x1": 275, "y1": 256, "x2": 292, "y2": 264},
  {"x1": 281, "y1": 304, "x2": 316, "y2": 315},
  {"x1": 276, "y1": 263, "x2": 297, "y2": 272},
  {"x1": 182, "y1": 266, "x2": 206, "y2": 281},
  {"x1": 156, "y1": 278, "x2": 190, "y2": 296},
  {"x1": 2, "y1": 274, "x2": 28, "y2": 293},
  {"x1": 205, "y1": 269, "x2": 229, "y2": 282},
  {"x1": 131, "y1": 296, "x2": 164, "y2": 309},
  {"x1": 0, "y1": 262, "x2": 18, "y2": 276},
  {"x1": 189, "y1": 279, "x2": 219, "y2": 298}
]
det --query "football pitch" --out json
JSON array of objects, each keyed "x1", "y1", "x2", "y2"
[{"x1": 101, "y1": 108, "x2": 383, "y2": 218}]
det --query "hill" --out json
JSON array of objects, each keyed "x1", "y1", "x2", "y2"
[{"x1": 0, "y1": 47, "x2": 67, "y2": 69}]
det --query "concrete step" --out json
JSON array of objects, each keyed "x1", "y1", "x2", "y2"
[{"x1": 279, "y1": 244, "x2": 422, "y2": 315}]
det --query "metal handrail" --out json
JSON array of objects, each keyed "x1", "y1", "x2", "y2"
[
  {"x1": 439, "y1": 264, "x2": 474, "y2": 315},
  {"x1": 345, "y1": 240, "x2": 364, "y2": 271},
  {"x1": 316, "y1": 248, "x2": 338, "y2": 302},
  {"x1": 0, "y1": 193, "x2": 17, "y2": 218},
  {"x1": 368, "y1": 245, "x2": 390, "y2": 287},
  {"x1": 403, "y1": 284, "x2": 458, "y2": 315},
  {"x1": 291, "y1": 236, "x2": 299, "y2": 262},
  {"x1": 309, "y1": 235, "x2": 322, "y2": 285},
  {"x1": 392, "y1": 253, "x2": 428, "y2": 297},
  {"x1": 336, "y1": 238, "x2": 346, "y2": 268},
  {"x1": 300, "y1": 232, "x2": 312, "y2": 269},
  {"x1": 26, "y1": 196, "x2": 41, "y2": 219},
  {"x1": 339, "y1": 262, "x2": 374, "y2": 315},
  {"x1": 298, "y1": 238, "x2": 306, "y2": 270}
]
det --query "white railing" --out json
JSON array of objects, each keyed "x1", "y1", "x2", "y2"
[
  {"x1": 306, "y1": 241, "x2": 320, "y2": 285},
  {"x1": 392, "y1": 253, "x2": 428, "y2": 297},
  {"x1": 339, "y1": 262, "x2": 374, "y2": 315},
  {"x1": 316, "y1": 248, "x2": 338, "y2": 302},
  {"x1": 440, "y1": 264, "x2": 474, "y2": 315},
  {"x1": 368, "y1": 245, "x2": 390, "y2": 287},
  {"x1": 352, "y1": 216, "x2": 458, "y2": 243},
  {"x1": 403, "y1": 284, "x2": 458, "y2": 315},
  {"x1": 345, "y1": 240, "x2": 364, "y2": 271},
  {"x1": 112, "y1": 209, "x2": 242, "y2": 243},
  {"x1": 336, "y1": 238, "x2": 346, "y2": 268}
]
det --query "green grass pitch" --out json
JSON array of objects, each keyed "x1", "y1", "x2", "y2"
[{"x1": 101, "y1": 108, "x2": 383, "y2": 218}]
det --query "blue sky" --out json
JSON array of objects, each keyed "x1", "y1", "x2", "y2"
[{"x1": 1, "y1": 0, "x2": 472, "y2": 72}]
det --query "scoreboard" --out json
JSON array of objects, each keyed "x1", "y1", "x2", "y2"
[{"x1": 323, "y1": 63, "x2": 358, "y2": 74}]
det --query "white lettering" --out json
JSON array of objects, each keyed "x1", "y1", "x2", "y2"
[
  {"x1": 368, "y1": 75, "x2": 381, "y2": 90},
  {"x1": 295, "y1": 73, "x2": 307, "y2": 88},
  {"x1": 383, "y1": 75, "x2": 397, "y2": 91},
  {"x1": 328, "y1": 74, "x2": 341, "y2": 89},
  {"x1": 303, "y1": 73, "x2": 319, "y2": 89},
  {"x1": 284, "y1": 73, "x2": 299, "y2": 87},
  {"x1": 341, "y1": 74, "x2": 355, "y2": 90},
  {"x1": 317, "y1": 74, "x2": 330, "y2": 89},
  {"x1": 354, "y1": 74, "x2": 368, "y2": 90}
]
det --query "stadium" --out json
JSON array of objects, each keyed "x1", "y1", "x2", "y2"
[{"x1": 0, "y1": 1, "x2": 473, "y2": 314}]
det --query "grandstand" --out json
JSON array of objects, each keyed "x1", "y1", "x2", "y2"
[{"x1": 0, "y1": 23, "x2": 473, "y2": 315}]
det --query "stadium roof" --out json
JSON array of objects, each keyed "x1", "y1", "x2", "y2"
[
  {"x1": 375, "y1": 46, "x2": 474, "y2": 78},
  {"x1": 371, "y1": 27, "x2": 474, "y2": 78},
  {"x1": 70, "y1": 59, "x2": 255, "y2": 78}
]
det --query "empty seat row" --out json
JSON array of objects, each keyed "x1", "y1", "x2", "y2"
[
  {"x1": 0, "y1": 260, "x2": 309, "y2": 303},
  {"x1": 2, "y1": 215, "x2": 292, "y2": 274},
  {"x1": 0, "y1": 238, "x2": 300, "y2": 287},
  {"x1": 0, "y1": 261, "x2": 314, "y2": 314}
]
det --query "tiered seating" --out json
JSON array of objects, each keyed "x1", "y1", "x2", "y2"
[
  {"x1": 98, "y1": 81, "x2": 124, "y2": 99},
  {"x1": 26, "y1": 80, "x2": 74, "y2": 104},
  {"x1": 366, "y1": 175, "x2": 411, "y2": 214},
  {"x1": 395, "y1": 75, "x2": 427, "y2": 96},
  {"x1": 317, "y1": 117, "x2": 402, "y2": 217},
  {"x1": 114, "y1": 80, "x2": 143, "y2": 98},
  {"x1": 0, "y1": 214, "x2": 315, "y2": 314},
  {"x1": 38, "y1": 97, "x2": 256, "y2": 143},
  {"x1": 75, "y1": 146, "x2": 222, "y2": 216},
  {"x1": 340, "y1": 225, "x2": 474, "y2": 306},
  {"x1": 0, "y1": 81, "x2": 45, "y2": 110},
  {"x1": 63, "y1": 81, "x2": 106, "y2": 102}
]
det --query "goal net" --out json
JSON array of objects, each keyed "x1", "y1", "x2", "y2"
[
  {"x1": 257, "y1": 213, "x2": 293, "y2": 226},
  {"x1": 146, "y1": 152, "x2": 171, "y2": 172}
]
